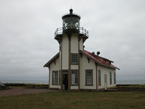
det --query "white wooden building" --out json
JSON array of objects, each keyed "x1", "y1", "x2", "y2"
[{"x1": 44, "y1": 9, "x2": 119, "y2": 91}]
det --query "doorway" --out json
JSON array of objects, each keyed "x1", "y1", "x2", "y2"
[
  {"x1": 63, "y1": 74, "x2": 68, "y2": 90},
  {"x1": 104, "y1": 74, "x2": 107, "y2": 89}
]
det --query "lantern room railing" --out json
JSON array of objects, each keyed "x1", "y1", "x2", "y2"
[
  {"x1": 79, "y1": 27, "x2": 89, "y2": 37},
  {"x1": 54, "y1": 27, "x2": 89, "y2": 38}
]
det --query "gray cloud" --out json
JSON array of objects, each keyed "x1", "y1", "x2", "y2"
[{"x1": 0, "y1": 0, "x2": 145, "y2": 83}]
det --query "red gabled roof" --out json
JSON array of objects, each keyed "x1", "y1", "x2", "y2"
[
  {"x1": 80, "y1": 50, "x2": 120, "y2": 70},
  {"x1": 44, "y1": 50, "x2": 119, "y2": 70}
]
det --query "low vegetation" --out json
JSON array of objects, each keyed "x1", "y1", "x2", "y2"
[
  {"x1": 0, "y1": 91, "x2": 145, "y2": 109},
  {"x1": 4, "y1": 83, "x2": 49, "y2": 89},
  {"x1": 117, "y1": 84, "x2": 145, "y2": 88}
]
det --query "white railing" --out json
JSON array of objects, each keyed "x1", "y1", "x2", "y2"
[{"x1": 54, "y1": 27, "x2": 89, "y2": 38}]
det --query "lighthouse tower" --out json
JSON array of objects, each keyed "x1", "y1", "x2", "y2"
[{"x1": 55, "y1": 9, "x2": 88, "y2": 90}]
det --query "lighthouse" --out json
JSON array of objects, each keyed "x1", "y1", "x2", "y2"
[
  {"x1": 44, "y1": 9, "x2": 119, "y2": 91},
  {"x1": 54, "y1": 9, "x2": 88, "y2": 90}
]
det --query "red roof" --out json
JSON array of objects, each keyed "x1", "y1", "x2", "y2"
[
  {"x1": 80, "y1": 50, "x2": 119, "y2": 70},
  {"x1": 44, "y1": 50, "x2": 119, "y2": 70}
]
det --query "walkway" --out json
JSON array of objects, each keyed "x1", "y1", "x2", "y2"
[{"x1": 0, "y1": 88, "x2": 58, "y2": 97}]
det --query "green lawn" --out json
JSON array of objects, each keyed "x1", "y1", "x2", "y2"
[{"x1": 0, "y1": 91, "x2": 145, "y2": 109}]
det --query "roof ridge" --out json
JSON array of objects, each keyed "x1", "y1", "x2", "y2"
[{"x1": 83, "y1": 50, "x2": 113, "y2": 62}]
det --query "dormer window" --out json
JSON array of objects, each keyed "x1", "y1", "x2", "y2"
[{"x1": 104, "y1": 59, "x2": 106, "y2": 63}]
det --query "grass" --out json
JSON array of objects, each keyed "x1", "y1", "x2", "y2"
[{"x1": 0, "y1": 91, "x2": 145, "y2": 109}]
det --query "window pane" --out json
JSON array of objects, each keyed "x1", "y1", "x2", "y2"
[
  {"x1": 59, "y1": 71, "x2": 61, "y2": 85},
  {"x1": 110, "y1": 72, "x2": 112, "y2": 84},
  {"x1": 72, "y1": 74, "x2": 76, "y2": 84},
  {"x1": 98, "y1": 70, "x2": 101, "y2": 85},
  {"x1": 87, "y1": 76, "x2": 92, "y2": 84},
  {"x1": 71, "y1": 70, "x2": 78, "y2": 85},
  {"x1": 71, "y1": 54, "x2": 78, "y2": 64},
  {"x1": 55, "y1": 72, "x2": 58, "y2": 84},
  {"x1": 114, "y1": 72, "x2": 116, "y2": 84},
  {"x1": 53, "y1": 71, "x2": 58, "y2": 84}
]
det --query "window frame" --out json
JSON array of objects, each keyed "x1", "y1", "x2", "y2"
[
  {"x1": 85, "y1": 69, "x2": 93, "y2": 86},
  {"x1": 52, "y1": 71, "x2": 58, "y2": 85},
  {"x1": 71, "y1": 70, "x2": 78, "y2": 86},
  {"x1": 98, "y1": 69, "x2": 101, "y2": 85},
  {"x1": 71, "y1": 53, "x2": 78, "y2": 65}
]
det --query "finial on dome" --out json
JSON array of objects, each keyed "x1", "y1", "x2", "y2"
[{"x1": 70, "y1": 8, "x2": 73, "y2": 14}]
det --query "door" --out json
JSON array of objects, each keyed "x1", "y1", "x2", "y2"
[
  {"x1": 104, "y1": 74, "x2": 107, "y2": 89},
  {"x1": 63, "y1": 74, "x2": 68, "y2": 90}
]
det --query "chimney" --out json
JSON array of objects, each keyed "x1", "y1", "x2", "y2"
[
  {"x1": 83, "y1": 45, "x2": 85, "y2": 50},
  {"x1": 97, "y1": 51, "x2": 100, "y2": 56}
]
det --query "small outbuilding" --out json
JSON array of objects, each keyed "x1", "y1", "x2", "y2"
[{"x1": 44, "y1": 9, "x2": 119, "y2": 91}]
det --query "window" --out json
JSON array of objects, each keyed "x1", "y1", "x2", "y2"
[
  {"x1": 52, "y1": 71, "x2": 58, "y2": 85},
  {"x1": 59, "y1": 71, "x2": 61, "y2": 85},
  {"x1": 86, "y1": 70, "x2": 93, "y2": 85},
  {"x1": 98, "y1": 70, "x2": 101, "y2": 85},
  {"x1": 114, "y1": 72, "x2": 116, "y2": 84},
  {"x1": 104, "y1": 59, "x2": 106, "y2": 63},
  {"x1": 71, "y1": 54, "x2": 78, "y2": 64},
  {"x1": 110, "y1": 72, "x2": 112, "y2": 84},
  {"x1": 71, "y1": 70, "x2": 78, "y2": 85}
]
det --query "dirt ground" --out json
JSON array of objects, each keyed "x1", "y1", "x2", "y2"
[{"x1": 0, "y1": 88, "x2": 58, "y2": 97}]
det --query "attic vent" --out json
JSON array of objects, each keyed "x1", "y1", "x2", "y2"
[{"x1": 97, "y1": 51, "x2": 100, "y2": 56}]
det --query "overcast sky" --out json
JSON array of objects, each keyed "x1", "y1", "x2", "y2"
[{"x1": 0, "y1": 0, "x2": 145, "y2": 83}]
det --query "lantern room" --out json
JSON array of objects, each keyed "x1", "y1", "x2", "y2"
[
  {"x1": 62, "y1": 9, "x2": 80, "y2": 34},
  {"x1": 54, "y1": 9, "x2": 89, "y2": 43}
]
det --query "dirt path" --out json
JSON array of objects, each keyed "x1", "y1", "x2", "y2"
[{"x1": 0, "y1": 88, "x2": 58, "y2": 97}]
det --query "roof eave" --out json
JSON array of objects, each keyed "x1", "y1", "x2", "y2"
[
  {"x1": 43, "y1": 53, "x2": 59, "y2": 67},
  {"x1": 100, "y1": 63, "x2": 120, "y2": 70}
]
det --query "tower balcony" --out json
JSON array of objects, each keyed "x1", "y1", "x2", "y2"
[{"x1": 54, "y1": 27, "x2": 89, "y2": 42}]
